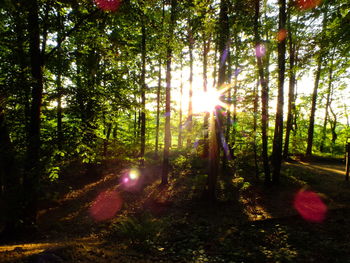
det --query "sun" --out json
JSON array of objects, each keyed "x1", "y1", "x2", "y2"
[
  {"x1": 192, "y1": 87, "x2": 226, "y2": 114},
  {"x1": 171, "y1": 70, "x2": 231, "y2": 115}
]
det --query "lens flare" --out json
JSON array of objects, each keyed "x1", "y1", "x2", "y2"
[
  {"x1": 94, "y1": 0, "x2": 122, "y2": 12},
  {"x1": 294, "y1": 190, "x2": 327, "y2": 223},
  {"x1": 234, "y1": 68, "x2": 242, "y2": 76},
  {"x1": 296, "y1": 0, "x2": 321, "y2": 10},
  {"x1": 129, "y1": 169, "x2": 139, "y2": 180},
  {"x1": 120, "y1": 168, "x2": 142, "y2": 190},
  {"x1": 255, "y1": 44, "x2": 266, "y2": 58},
  {"x1": 277, "y1": 29, "x2": 287, "y2": 42},
  {"x1": 193, "y1": 88, "x2": 224, "y2": 113},
  {"x1": 221, "y1": 47, "x2": 229, "y2": 66},
  {"x1": 89, "y1": 190, "x2": 122, "y2": 221}
]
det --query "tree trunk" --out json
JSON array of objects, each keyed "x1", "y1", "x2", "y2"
[
  {"x1": 57, "y1": 11, "x2": 63, "y2": 151},
  {"x1": 306, "y1": 10, "x2": 327, "y2": 156},
  {"x1": 155, "y1": 60, "x2": 162, "y2": 157},
  {"x1": 161, "y1": 0, "x2": 177, "y2": 185},
  {"x1": 140, "y1": 23, "x2": 146, "y2": 166},
  {"x1": 203, "y1": 38, "x2": 210, "y2": 158},
  {"x1": 320, "y1": 52, "x2": 334, "y2": 153},
  {"x1": 206, "y1": 0, "x2": 228, "y2": 201},
  {"x1": 271, "y1": 0, "x2": 287, "y2": 184},
  {"x1": 283, "y1": 10, "x2": 298, "y2": 159},
  {"x1": 253, "y1": 0, "x2": 270, "y2": 184},
  {"x1": 212, "y1": 39, "x2": 218, "y2": 88},
  {"x1": 24, "y1": 0, "x2": 44, "y2": 225},
  {"x1": 306, "y1": 58, "x2": 322, "y2": 156},
  {"x1": 253, "y1": 80, "x2": 259, "y2": 179},
  {"x1": 329, "y1": 104, "x2": 337, "y2": 153},
  {"x1": 187, "y1": 23, "x2": 194, "y2": 147},
  {"x1": 156, "y1": 1, "x2": 165, "y2": 157},
  {"x1": 231, "y1": 36, "x2": 239, "y2": 159},
  {"x1": 222, "y1": 44, "x2": 232, "y2": 172},
  {"x1": 178, "y1": 55, "x2": 183, "y2": 148}
]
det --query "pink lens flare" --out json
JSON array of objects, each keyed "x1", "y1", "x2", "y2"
[
  {"x1": 255, "y1": 44, "x2": 266, "y2": 58},
  {"x1": 296, "y1": 0, "x2": 321, "y2": 10},
  {"x1": 120, "y1": 168, "x2": 143, "y2": 191},
  {"x1": 294, "y1": 190, "x2": 327, "y2": 223},
  {"x1": 277, "y1": 29, "x2": 287, "y2": 42},
  {"x1": 89, "y1": 190, "x2": 122, "y2": 221},
  {"x1": 94, "y1": 0, "x2": 122, "y2": 12}
]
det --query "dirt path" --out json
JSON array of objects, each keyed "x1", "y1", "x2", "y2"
[
  {"x1": 283, "y1": 159, "x2": 350, "y2": 208},
  {"x1": 0, "y1": 163, "x2": 164, "y2": 262},
  {"x1": 286, "y1": 160, "x2": 345, "y2": 177}
]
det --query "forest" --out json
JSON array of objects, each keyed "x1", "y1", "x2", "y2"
[{"x1": 1, "y1": 0, "x2": 350, "y2": 262}]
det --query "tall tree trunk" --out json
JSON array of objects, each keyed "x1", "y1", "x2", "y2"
[
  {"x1": 57, "y1": 10, "x2": 63, "y2": 151},
  {"x1": 24, "y1": 0, "x2": 44, "y2": 224},
  {"x1": 161, "y1": 0, "x2": 177, "y2": 185},
  {"x1": 156, "y1": 1, "x2": 165, "y2": 157},
  {"x1": 231, "y1": 35, "x2": 239, "y2": 159},
  {"x1": 253, "y1": 80, "x2": 259, "y2": 179},
  {"x1": 253, "y1": 0, "x2": 270, "y2": 184},
  {"x1": 206, "y1": 0, "x2": 228, "y2": 201},
  {"x1": 271, "y1": 0, "x2": 287, "y2": 184},
  {"x1": 133, "y1": 104, "x2": 137, "y2": 141},
  {"x1": 306, "y1": 10, "x2": 327, "y2": 156},
  {"x1": 155, "y1": 60, "x2": 162, "y2": 157},
  {"x1": 283, "y1": 10, "x2": 298, "y2": 159},
  {"x1": 306, "y1": 58, "x2": 322, "y2": 156},
  {"x1": 140, "y1": 23, "x2": 146, "y2": 166},
  {"x1": 222, "y1": 44, "x2": 232, "y2": 172},
  {"x1": 187, "y1": 23, "x2": 194, "y2": 147},
  {"x1": 212, "y1": 40, "x2": 218, "y2": 88},
  {"x1": 320, "y1": 56, "x2": 334, "y2": 153},
  {"x1": 178, "y1": 55, "x2": 183, "y2": 148},
  {"x1": 329, "y1": 104, "x2": 337, "y2": 153},
  {"x1": 203, "y1": 38, "x2": 210, "y2": 158}
]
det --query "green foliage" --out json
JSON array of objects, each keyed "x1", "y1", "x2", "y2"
[
  {"x1": 172, "y1": 154, "x2": 191, "y2": 171},
  {"x1": 48, "y1": 166, "x2": 60, "y2": 182},
  {"x1": 108, "y1": 213, "x2": 163, "y2": 251}
]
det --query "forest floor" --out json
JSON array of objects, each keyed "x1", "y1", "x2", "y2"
[{"x1": 1, "y1": 156, "x2": 350, "y2": 262}]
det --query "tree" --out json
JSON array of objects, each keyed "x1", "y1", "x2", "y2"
[
  {"x1": 320, "y1": 49, "x2": 335, "y2": 152},
  {"x1": 186, "y1": 19, "x2": 194, "y2": 147},
  {"x1": 283, "y1": 5, "x2": 299, "y2": 159},
  {"x1": 178, "y1": 55, "x2": 184, "y2": 148},
  {"x1": 206, "y1": 0, "x2": 229, "y2": 201},
  {"x1": 23, "y1": 0, "x2": 45, "y2": 224},
  {"x1": 253, "y1": 0, "x2": 270, "y2": 184},
  {"x1": 161, "y1": 0, "x2": 177, "y2": 185},
  {"x1": 306, "y1": 7, "x2": 328, "y2": 156},
  {"x1": 140, "y1": 22, "x2": 146, "y2": 166},
  {"x1": 155, "y1": 59, "x2": 162, "y2": 157},
  {"x1": 271, "y1": 0, "x2": 287, "y2": 184}
]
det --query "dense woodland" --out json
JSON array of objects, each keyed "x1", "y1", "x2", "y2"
[{"x1": 1, "y1": 0, "x2": 350, "y2": 261}]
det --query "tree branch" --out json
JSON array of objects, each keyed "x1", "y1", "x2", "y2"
[{"x1": 44, "y1": 9, "x2": 100, "y2": 62}]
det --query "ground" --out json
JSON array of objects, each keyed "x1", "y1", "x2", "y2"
[{"x1": 1, "y1": 156, "x2": 350, "y2": 262}]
